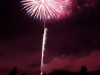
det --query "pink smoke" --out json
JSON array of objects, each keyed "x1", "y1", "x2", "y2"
[{"x1": 42, "y1": 50, "x2": 100, "y2": 74}]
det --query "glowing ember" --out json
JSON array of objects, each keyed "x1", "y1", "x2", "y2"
[{"x1": 41, "y1": 72, "x2": 43, "y2": 75}]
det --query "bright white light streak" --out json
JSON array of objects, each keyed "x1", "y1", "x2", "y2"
[{"x1": 41, "y1": 27, "x2": 48, "y2": 67}]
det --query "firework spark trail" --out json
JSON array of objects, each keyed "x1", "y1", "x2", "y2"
[
  {"x1": 41, "y1": 26, "x2": 48, "y2": 75},
  {"x1": 41, "y1": 27, "x2": 48, "y2": 67}
]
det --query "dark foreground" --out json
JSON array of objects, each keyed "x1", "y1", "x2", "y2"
[{"x1": 7, "y1": 66, "x2": 100, "y2": 75}]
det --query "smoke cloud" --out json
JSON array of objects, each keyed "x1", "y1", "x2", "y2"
[{"x1": 42, "y1": 50, "x2": 100, "y2": 74}]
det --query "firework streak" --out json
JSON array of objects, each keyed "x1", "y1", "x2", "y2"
[
  {"x1": 41, "y1": 27, "x2": 48, "y2": 67},
  {"x1": 41, "y1": 27, "x2": 48, "y2": 75}
]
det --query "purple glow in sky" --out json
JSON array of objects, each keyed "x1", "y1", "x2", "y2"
[{"x1": 0, "y1": 0, "x2": 100, "y2": 75}]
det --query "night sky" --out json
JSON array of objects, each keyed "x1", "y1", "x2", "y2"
[{"x1": 0, "y1": 0, "x2": 100, "y2": 75}]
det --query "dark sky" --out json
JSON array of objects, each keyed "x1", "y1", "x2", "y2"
[{"x1": 0, "y1": 0, "x2": 100, "y2": 75}]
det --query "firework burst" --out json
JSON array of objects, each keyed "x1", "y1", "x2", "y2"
[{"x1": 20, "y1": 0, "x2": 71, "y2": 21}]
